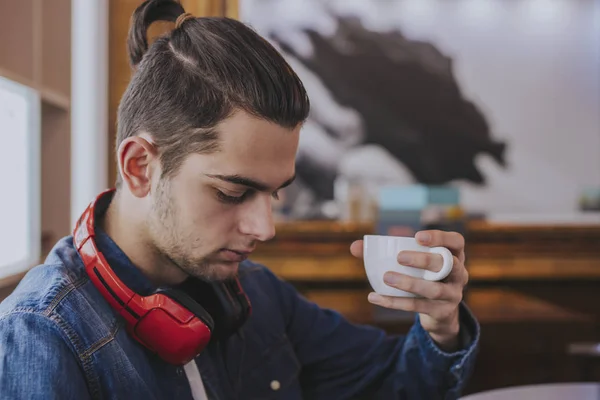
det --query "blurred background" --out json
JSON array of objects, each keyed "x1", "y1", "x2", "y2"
[{"x1": 0, "y1": 0, "x2": 599, "y2": 398}]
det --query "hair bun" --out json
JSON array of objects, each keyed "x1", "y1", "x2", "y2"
[{"x1": 127, "y1": 0, "x2": 186, "y2": 67}]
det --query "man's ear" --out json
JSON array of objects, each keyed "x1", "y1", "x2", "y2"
[{"x1": 117, "y1": 136, "x2": 159, "y2": 198}]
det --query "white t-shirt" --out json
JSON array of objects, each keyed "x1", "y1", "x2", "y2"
[{"x1": 183, "y1": 360, "x2": 209, "y2": 400}]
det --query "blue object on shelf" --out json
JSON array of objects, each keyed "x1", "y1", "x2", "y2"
[
  {"x1": 378, "y1": 185, "x2": 460, "y2": 211},
  {"x1": 376, "y1": 209, "x2": 423, "y2": 235}
]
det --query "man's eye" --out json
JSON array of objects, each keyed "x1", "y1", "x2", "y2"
[
  {"x1": 216, "y1": 190, "x2": 279, "y2": 205},
  {"x1": 216, "y1": 190, "x2": 247, "y2": 204}
]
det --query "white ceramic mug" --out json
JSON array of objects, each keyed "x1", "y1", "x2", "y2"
[{"x1": 363, "y1": 235, "x2": 454, "y2": 297}]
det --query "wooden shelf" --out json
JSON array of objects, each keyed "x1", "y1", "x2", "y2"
[
  {"x1": 0, "y1": 71, "x2": 70, "y2": 112},
  {"x1": 466, "y1": 220, "x2": 600, "y2": 281},
  {"x1": 0, "y1": 75, "x2": 70, "y2": 112},
  {"x1": 0, "y1": 67, "x2": 35, "y2": 89},
  {"x1": 252, "y1": 220, "x2": 600, "y2": 282},
  {"x1": 40, "y1": 87, "x2": 70, "y2": 111},
  {"x1": 467, "y1": 256, "x2": 600, "y2": 281}
]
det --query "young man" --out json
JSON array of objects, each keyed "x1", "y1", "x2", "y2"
[{"x1": 0, "y1": 1, "x2": 479, "y2": 399}]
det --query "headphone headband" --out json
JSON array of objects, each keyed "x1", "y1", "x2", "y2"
[{"x1": 74, "y1": 190, "x2": 140, "y2": 324}]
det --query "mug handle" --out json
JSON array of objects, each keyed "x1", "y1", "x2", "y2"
[{"x1": 422, "y1": 247, "x2": 454, "y2": 281}]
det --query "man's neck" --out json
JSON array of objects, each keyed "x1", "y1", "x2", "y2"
[{"x1": 100, "y1": 191, "x2": 188, "y2": 287}]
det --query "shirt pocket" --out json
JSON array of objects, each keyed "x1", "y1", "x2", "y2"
[{"x1": 241, "y1": 335, "x2": 302, "y2": 399}]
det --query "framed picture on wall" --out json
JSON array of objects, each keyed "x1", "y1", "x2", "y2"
[{"x1": 232, "y1": 0, "x2": 600, "y2": 220}]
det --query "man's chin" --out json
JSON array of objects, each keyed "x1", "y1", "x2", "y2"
[{"x1": 202, "y1": 261, "x2": 240, "y2": 281}]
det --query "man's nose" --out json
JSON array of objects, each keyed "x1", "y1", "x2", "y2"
[{"x1": 238, "y1": 196, "x2": 276, "y2": 242}]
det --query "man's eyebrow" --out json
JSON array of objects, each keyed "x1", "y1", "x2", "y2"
[{"x1": 206, "y1": 174, "x2": 296, "y2": 192}]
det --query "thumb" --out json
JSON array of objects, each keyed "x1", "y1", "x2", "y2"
[{"x1": 350, "y1": 240, "x2": 364, "y2": 258}]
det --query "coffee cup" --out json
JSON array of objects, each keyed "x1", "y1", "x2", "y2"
[{"x1": 363, "y1": 235, "x2": 454, "y2": 297}]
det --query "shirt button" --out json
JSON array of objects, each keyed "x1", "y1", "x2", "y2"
[
  {"x1": 451, "y1": 366, "x2": 461, "y2": 379},
  {"x1": 270, "y1": 380, "x2": 281, "y2": 391},
  {"x1": 176, "y1": 367, "x2": 183, "y2": 377}
]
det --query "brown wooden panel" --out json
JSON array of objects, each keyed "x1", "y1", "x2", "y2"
[
  {"x1": 467, "y1": 288, "x2": 593, "y2": 323},
  {"x1": 41, "y1": 104, "x2": 71, "y2": 250},
  {"x1": 109, "y1": 0, "x2": 136, "y2": 186},
  {"x1": 224, "y1": 0, "x2": 238, "y2": 18},
  {"x1": 252, "y1": 254, "x2": 366, "y2": 281},
  {"x1": 181, "y1": 0, "x2": 224, "y2": 17},
  {"x1": 40, "y1": 0, "x2": 71, "y2": 97},
  {"x1": 0, "y1": 0, "x2": 35, "y2": 83}
]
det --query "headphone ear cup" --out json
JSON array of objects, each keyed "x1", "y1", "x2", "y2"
[
  {"x1": 156, "y1": 288, "x2": 215, "y2": 331},
  {"x1": 205, "y1": 279, "x2": 250, "y2": 340},
  {"x1": 172, "y1": 278, "x2": 250, "y2": 341}
]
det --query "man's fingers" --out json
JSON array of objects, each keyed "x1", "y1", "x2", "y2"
[
  {"x1": 367, "y1": 294, "x2": 459, "y2": 322},
  {"x1": 397, "y1": 250, "x2": 443, "y2": 272},
  {"x1": 415, "y1": 230, "x2": 465, "y2": 254},
  {"x1": 350, "y1": 240, "x2": 363, "y2": 258},
  {"x1": 444, "y1": 256, "x2": 464, "y2": 282},
  {"x1": 449, "y1": 256, "x2": 469, "y2": 287},
  {"x1": 459, "y1": 250, "x2": 466, "y2": 264},
  {"x1": 383, "y1": 272, "x2": 458, "y2": 301},
  {"x1": 368, "y1": 293, "x2": 433, "y2": 314}
]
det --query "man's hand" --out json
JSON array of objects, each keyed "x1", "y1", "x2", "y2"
[{"x1": 350, "y1": 230, "x2": 469, "y2": 352}]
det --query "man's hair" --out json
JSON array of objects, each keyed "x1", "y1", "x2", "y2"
[{"x1": 116, "y1": 0, "x2": 310, "y2": 186}]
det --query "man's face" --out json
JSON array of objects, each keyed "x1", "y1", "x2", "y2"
[{"x1": 147, "y1": 111, "x2": 300, "y2": 281}]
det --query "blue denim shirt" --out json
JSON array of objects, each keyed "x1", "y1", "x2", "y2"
[{"x1": 0, "y1": 228, "x2": 479, "y2": 399}]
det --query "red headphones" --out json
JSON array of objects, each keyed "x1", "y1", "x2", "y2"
[{"x1": 73, "y1": 189, "x2": 251, "y2": 365}]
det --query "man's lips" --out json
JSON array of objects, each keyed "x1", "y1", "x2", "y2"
[{"x1": 219, "y1": 248, "x2": 253, "y2": 262}]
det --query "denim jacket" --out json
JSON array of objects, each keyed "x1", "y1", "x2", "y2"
[{"x1": 0, "y1": 227, "x2": 479, "y2": 400}]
